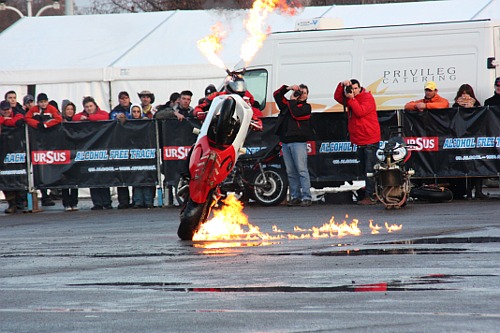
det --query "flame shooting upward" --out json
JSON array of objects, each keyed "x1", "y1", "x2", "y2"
[
  {"x1": 192, "y1": 195, "x2": 403, "y2": 244},
  {"x1": 240, "y1": 0, "x2": 300, "y2": 65},
  {"x1": 197, "y1": 0, "x2": 301, "y2": 69},
  {"x1": 196, "y1": 22, "x2": 227, "y2": 69}
]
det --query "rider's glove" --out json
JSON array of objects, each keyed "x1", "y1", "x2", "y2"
[
  {"x1": 251, "y1": 118, "x2": 263, "y2": 132},
  {"x1": 195, "y1": 110, "x2": 206, "y2": 121}
]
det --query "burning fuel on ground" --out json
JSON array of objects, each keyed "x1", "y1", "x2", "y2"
[{"x1": 192, "y1": 195, "x2": 403, "y2": 243}]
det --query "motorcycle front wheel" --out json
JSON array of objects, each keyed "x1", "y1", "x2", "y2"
[
  {"x1": 178, "y1": 195, "x2": 214, "y2": 240},
  {"x1": 249, "y1": 167, "x2": 288, "y2": 206}
]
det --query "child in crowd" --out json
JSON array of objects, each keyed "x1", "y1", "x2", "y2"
[
  {"x1": 130, "y1": 104, "x2": 155, "y2": 208},
  {"x1": 61, "y1": 100, "x2": 79, "y2": 211}
]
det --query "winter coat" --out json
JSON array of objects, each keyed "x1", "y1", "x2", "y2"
[
  {"x1": 110, "y1": 104, "x2": 132, "y2": 119},
  {"x1": 404, "y1": 94, "x2": 449, "y2": 110},
  {"x1": 485, "y1": 93, "x2": 500, "y2": 106},
  {"x1": 73, "y1": 108, "x2": 110, "y2": 121},
  {"x1": 2, "y1": 113, "x2": 24, "y2": 127},
  {"x1": 334, "y1": 82, "x2": 380, "y2": 146},
  {"x1": 273, "y1": 85, "x2": 312, "y2": 143},
  {"x1": 25, "y1": 104, "x2": 62, "y2": 129}
]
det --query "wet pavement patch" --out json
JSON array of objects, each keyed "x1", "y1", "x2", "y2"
[
  {"x1": 312, "y1": 248, "x2": 468, "y2": 256},
  {"x1": 370, "y1": 236, "x2": 500, "y2": 245},
  {"x1": 68, "y1": 274, "x2": 496, "y2": 293}
]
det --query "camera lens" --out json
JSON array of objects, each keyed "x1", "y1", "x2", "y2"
[
  {"x1": 293, "y1": 90, "x2": 302, "y2": 98},
  {"x1": 344, "y1": 85, "x2": 352, "y2": 94}
]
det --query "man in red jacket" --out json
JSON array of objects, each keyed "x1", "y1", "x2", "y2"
[
  {"x1": 25, "y1": 93, "x2": 62, "y2": 129},
  {"x1": 0, "y1": 100, "x2": 26, "y2": 213},
  {"x1": 193, "y1": 74, "x2": 263, "y2": 130},
  {"x1": 334, "y1": 79, "x2": 381, "y2": 205},
  {"x1": 73, "y1": 96, "x2": 113, "y2": 210},
  {"x1": 73, "y1": 96, "x2": 110, "y2": 121}
]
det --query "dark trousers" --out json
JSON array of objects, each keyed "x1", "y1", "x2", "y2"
[
  {"x1": 90, "y1": 188, "x2": 112, "y2": 207},
  {"x1": 3, "y1": 190, "x2": 26, "y2": 209},
  {"x1": 117, "y1": 187, "x2": 130, "y2": 206},
  {"x1": 62, "y1": 188, "x2": 79, "y2": 207},
  {"x1": 357, "y1": 143, "x2": 379, "y2": 197}
]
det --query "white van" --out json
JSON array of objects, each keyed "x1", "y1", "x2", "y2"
[{"x1": 241, "y1": 19, "x2": 500, "y2": 116}]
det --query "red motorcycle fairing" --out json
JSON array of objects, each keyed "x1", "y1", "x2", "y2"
[{"x1": 188, "y1": 135, "x2": 236, "y2": 204}]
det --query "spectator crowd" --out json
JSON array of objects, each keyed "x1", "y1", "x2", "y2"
[{"x1": 1, "y1": 76, "x2": 500, "y2": 213}]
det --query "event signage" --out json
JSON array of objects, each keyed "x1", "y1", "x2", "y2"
[{"x1": 1, "y1": 108, "x2": 500, "y2": 193}]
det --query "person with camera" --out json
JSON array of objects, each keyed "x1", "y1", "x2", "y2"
[
  {"x1": 274, "y1": 84, "x2": 313, "y2": 207},
  {"x1": 334, "y1": 79, "x2": 380, "y2": 205}
]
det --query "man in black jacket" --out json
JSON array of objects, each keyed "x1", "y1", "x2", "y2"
[
  {"x1": 485, "y1": 77, "x2": 500, "y2": 106},
  {"x1": 273, "y1": 84, "x2": 313, "y2": 207}
]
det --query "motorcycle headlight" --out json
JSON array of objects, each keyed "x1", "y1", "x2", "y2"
[
  {"x1": 376, "y1": 149, "x2": 385, "y2": 162},
  {"x1": 392, "y1": 147, "x2": 407, "y2": 162}
]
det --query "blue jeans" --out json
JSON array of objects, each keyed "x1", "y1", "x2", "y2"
[
  {"x1": 132, "y1": 186, "x2": 155, "y2": 206},
  {"x1": 357, "y1": 143, "x2": 379, "y2": 197},
  {"x1": 282, "y1": 142, "x2": 312, "y2": 201}
]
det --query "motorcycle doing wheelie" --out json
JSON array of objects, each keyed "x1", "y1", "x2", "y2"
[
  {"x1": 177, "y1": 79, "x2": 257, "y2": 240},
  {"x1": 220, "y1": 141, "x2": 288, "y2": 207},
  {"x1": 368, "y1": 135, "x2": 414, "y2": 209}
]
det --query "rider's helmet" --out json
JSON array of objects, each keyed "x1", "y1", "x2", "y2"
[{"x1": 224, "y1": 71, "x2": 247, "y2": 97}]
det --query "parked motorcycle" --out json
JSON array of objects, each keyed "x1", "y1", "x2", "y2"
[
  {"x1": 368, "y1": 135, "x2": 414, "y2": 209},
  {"x1": 220, "y1": 142, "x2": 288, "y2": 206},
  {"x1": 177, "y1": 71, "x2": 258, "y2": 240}
]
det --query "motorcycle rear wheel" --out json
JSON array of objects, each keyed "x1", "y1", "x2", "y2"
[
  {"x1": 178, "y1": 195, "x2": 214, "y2": 240},
  {"x1": 249, "y1": 167, "x2": 288, "y2": 206}
]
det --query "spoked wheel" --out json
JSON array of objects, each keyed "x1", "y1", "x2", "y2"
[
  {"x1": 249, "y1": 167, "x2": 288, "y2": 206},
  {"x1": 177, "y1": 191, "x2": 215, "y2": 240}
]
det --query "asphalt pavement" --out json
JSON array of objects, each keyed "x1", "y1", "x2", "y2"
[{"x1": 1, "y1": 193, "x2": 499, "y2": 333}]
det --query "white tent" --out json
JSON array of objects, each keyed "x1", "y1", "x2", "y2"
[{"x1": 0, "y1": 0, "x2": 498, "y2": 111}]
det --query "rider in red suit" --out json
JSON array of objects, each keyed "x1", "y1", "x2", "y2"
[{"x1": 193, "y1": 73, "x2": 263, "y2": 130}]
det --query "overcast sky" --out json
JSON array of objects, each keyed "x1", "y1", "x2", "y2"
[{"x1": 74, "y1": 0, "x2": 91, "y2": 8}]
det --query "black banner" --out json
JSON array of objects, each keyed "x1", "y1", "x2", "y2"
[
  {"x1": 160, "y1": 117, "x2": 283, "y2": 186},
  {"x1": 29, "y1": 120, "x2": 158, "y2": 189},
  {"x1": 0, "y1": 125, "x2": 29, "y2": 190},
  {"x1": 2, "y1": 107, "x2": 499, "y2": 192},
  {"x1": 403, "y1": 106, "x2": 500, "y2": 178},
  {"x1": 309, "y1": 111, "x2": 398, "y2": 185}
]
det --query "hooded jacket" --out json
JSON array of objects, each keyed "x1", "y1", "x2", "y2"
[{"x1": 130, "y1": 104, "x2": 147, "y2": 119}]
